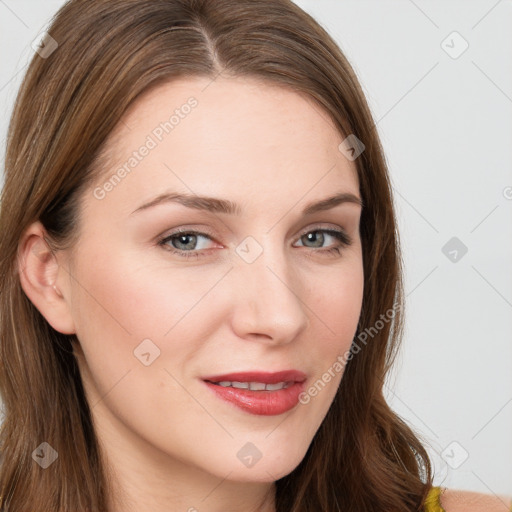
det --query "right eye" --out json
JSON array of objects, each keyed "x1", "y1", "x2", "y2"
[{"x1": 158, "y1": 230, "x2": 217, "y2": 259}]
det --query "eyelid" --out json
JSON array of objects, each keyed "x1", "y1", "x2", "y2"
[
  {"x1": 158, "y1": 226, "x2": 218, "y2": 243},
  {"x1": 159, "y1": 222, "x2": 350, "y2": 242},
  {"x1": 157, "y1": 223, "x2": 352, "y2": 256},
  {"x1": 296, "y1": 223, "x2": 350, "y2": 239}
]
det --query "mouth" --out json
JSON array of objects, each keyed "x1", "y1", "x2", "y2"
[{"x1": 201, "y1": 370, "x2": 307, "y2": 416}]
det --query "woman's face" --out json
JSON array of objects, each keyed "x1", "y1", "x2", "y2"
[{"x1": 57, "y1": 76, "x2": 364, "y2": 484}]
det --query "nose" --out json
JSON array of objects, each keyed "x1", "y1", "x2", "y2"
[{"x1": 228, "y1": 241, "x2": 309, "y2": 346}]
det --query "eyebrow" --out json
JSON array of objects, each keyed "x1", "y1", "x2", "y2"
[{"x1": 130, "y1": 191, "x2": 363, "y2": 217}]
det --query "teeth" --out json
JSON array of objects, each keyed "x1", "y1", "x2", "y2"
[
  {"x1": 265, "y1": 382, "x2": 286, "y2": 391},
  {"x1": 249, "y1": 382, "x2": 267, "y2": 391},
  {"x1": 212, "y1": 381, "x2": 292, "y2": 391},
  {"x1": 231, "y1": 381, "x2": 249, "y2": 389}
]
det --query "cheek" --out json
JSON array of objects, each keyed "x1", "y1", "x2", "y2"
[
  {"x1": 302, "y1": 258, "x2": 364, "y2": 391},
  {"x1": 67, "y1": 244, "x2": 222, "y2": 430},
  {"x1": 70, "y1": 242, "x2": 224, "y2": 342},
  {"x1": 306, "y1": 256, "x2": 364, "y2": 342},
  {"x1": 67, "y1": 242, "x2": 238, "y2": 413}
]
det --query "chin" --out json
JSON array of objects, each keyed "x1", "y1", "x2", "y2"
[
  {"x1": 221, "y1": 448, "x2": 308, "y2": 483},
  {"x1": 225, "y1": 465, "x2": 296, "y2": 484}
]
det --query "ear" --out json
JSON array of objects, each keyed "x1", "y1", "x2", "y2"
[{"x1": 17, "y1": 221, "x2": 76, "y2": 335}]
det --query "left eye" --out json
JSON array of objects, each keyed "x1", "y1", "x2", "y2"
[
  {"x1": 295, "y1": 229, "x2": 351, "y2": 250},
  {"x1": 158, "y1": 228, "x2": 352, "y2": 259}
]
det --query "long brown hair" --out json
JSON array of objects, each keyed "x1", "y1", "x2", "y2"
[{"x1": 0, "y1": 0, "x2": 432, "y2": 510}]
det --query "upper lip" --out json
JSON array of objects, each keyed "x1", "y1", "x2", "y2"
[{"x1": 202, "y1": 370, "x2": 307, "y2": 384}]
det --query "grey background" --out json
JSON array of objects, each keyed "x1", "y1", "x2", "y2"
[{"x1": 1, "y1": 0, "x2": 511, "y2": 496}]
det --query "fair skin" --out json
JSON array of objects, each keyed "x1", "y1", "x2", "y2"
[
  {"x1": 17, "y1": 77, "x2": 508, "y2": 512},
  {"x1": 18, "y1": 76, "x2": 364, "y2": 512}
]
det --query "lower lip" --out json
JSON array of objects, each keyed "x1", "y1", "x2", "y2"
[{"x1": 203, "y1": 380, "x2": 305, "y2": 416}]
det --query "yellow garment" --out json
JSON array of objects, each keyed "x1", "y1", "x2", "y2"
[
  {"x1": 424, "y1": 486, "x2": 445, "y2": 512},
  {"x1": 425, "y1": 486, "x2": 512, "y2": 511}
]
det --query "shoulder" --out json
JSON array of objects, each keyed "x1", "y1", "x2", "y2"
[{"x1": 439, "y1": 488, "x2": 512, "y2": 512}]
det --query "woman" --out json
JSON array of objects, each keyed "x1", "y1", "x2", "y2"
[{"x1": 0, "y1": 0, "x2": 509, "y2": 510}]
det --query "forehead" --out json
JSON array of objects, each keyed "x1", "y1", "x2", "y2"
[{"x1": 89, "y1": 75, "x2": 360, "y2": 217}]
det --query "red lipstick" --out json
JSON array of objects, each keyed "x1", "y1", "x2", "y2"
[{"x1": 202, "y1": 370, "x2": 307, "y2": 416}]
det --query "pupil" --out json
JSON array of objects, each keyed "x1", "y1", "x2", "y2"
[
  {"x1": 305, "y1": 231, "x2": 324, "y2": 248},
  {"x1": 176, "y1": 234, "x2": 196, "y2": 250}
]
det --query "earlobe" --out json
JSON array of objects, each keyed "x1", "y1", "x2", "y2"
[{"x1": 17, "y1": 221, "x2": 76, "y2": 335}]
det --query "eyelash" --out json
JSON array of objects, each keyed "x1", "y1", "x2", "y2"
[{"x1": 157, "y1": 227, "x2": 352, "y2": 260}]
